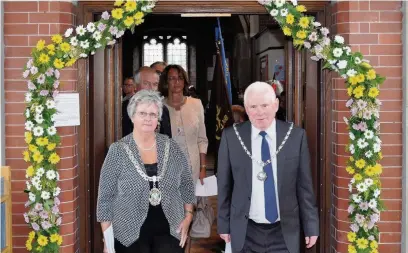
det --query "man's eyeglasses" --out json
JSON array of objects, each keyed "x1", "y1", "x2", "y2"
[{"x1": 136, "y1": 111, "x2": 158, "y2": 119}]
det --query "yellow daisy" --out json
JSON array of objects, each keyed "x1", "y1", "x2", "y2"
[
  {"x1": 293, "y1": 39, "x2": 304, "y2": 46},
  {"x1": 366, "y1": 69, "x2": 376, "y2": 80},
  {"x1": 60, "y1": 42, "x2": 71, "y2": 53},
  {"x1": 25, "y1": 132, "x2": 33, "y2": 144},
  {"x1": 134, "y1": 11, "x2": 144, "y2": 20},
  {"x1": 135, "y1": 18, "x2": 144, "y2": 25},
  {"x1": 47, "y1": 44, "x2": 55, "y2": 51},
  {"x1": 29, "y1": 144, "x2": 38, "y2": 152},
  {"x1": 296, "y1": 5, "x2": 307, "y2": 12},
  {"x1": 355, "y1": 159, "x2": 366, "y2": 169},
  {"x1": 283, "y1": 26, "x2": 292, "y2": 36},
  {"x1": 348, "y1": 76, "x2": 358, "y2": 86},
  {"x1": 114, "y1": 0, "x2": 124, "y2": 6},
  {"x1": 112, "y1": 8, "x2": 124, "y2": 19},
  {"x1": 36, "y1": 137, "x2": 49, "y2": 147},
  {"x1": 350, "y1": 156, "x2": 355, "y2": 162},
  {"x1": 26, "y1": 239, "x2": 33, "y2": 251},
  {"x1": 29, "y1": 231, "x2": 36, "y2": 240},
  {"x1": 286, "y1": 14, "x2": 295, "y2": 25},
  {"x1": 356, "y1": 238, "x2": 369, "y2": 249},
  {"x1": 36, "y1": 40, "x2": 45, "y2": 51},
  {"x1": 365, "y1": 166, "x2": 375, "y2": 176},
  {"x1": 51, "y1": 34, "x2": 63, "y2": 44},
  {"x1": 49, "y1": 153, "x2": 61, "y2": 164},
  {"x1": 361, "y1": 62, "x2": 372, "y2": 69},
  {"x1": 347, "y1": 86, "x2": 353, "y2": 96},
  {"x1": 346, "y1": 166, "x2": 355, "y2": 175},
  {"x1": 353, "y1": 85, "x2": 365, "y2": 99},
  {"x1": 50, "y1": 234, "x2": 59, "y2": 243},
  {"x1": 23, "y1": 150, "x2": 30, "y2": 162},
  {"x1": 53, "y1": 58, "x2": 65, "y2": 69},
  {"x1": 347, "y1": 232, "x2": 357, "y2": 242},
  {"x1": 124, "y1": 16, "x2": 134, "y2": 27},
  {"x1": 38, "y1": 53, "x2": 50, "y2": 64},
  {"x1": 66, "y1": 58, "x2": 77, "y2": 67},
  {"x1": 296, "y1": 30, "x2": 307, "y2": 39},
  {"x1": 353, "y1": 173, "x2": 362, "y2": 181},
  {"x1": 57, "y1": 235, "x2": 63, "y2": 246},
  {"x1": 373, "y1": 163, "x2": 383, "y2": 174},
  {"x1": 125, "y1": 1, "x2": 137, "y2": 12},
  {"x1": 371, "y1": 249, "x2": 379, "y2": 253},
  {"x1": 37, "y1": 235, "x2": 48, "y2": 247},
  {"x1": 26, "y1": 166, "x2": 34, "y2": 177},
  {"x1": 368, "y1": 87, "x2": 379, "y2": 98},
  {"x1": 348, "y1": 244, "x2": 357, "y2": 253},
  {"x1": 378, "y1": 152, "x2": 383, "y2": 160},
  {"x1": 32, "y1": 152, "x2": 44, "y2": 163},
  {"x1": 370, "y1": 240, "x2": 378, "y2": 249},
  {"x1": 299, "y1": 17, "x2": 310, "y2": 29},
  {"x1": 47, "y1": 143, "x2": 57, "y2": 151},
  {"x1": 356, "y1": 73, "x2": 365, "y2": 83}
]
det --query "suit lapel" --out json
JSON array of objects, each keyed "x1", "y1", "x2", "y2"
[
  {"x1": 238, "y1": 121, "x2": 253, "y2": 190},
  {"x1": 276, "y1": 120, "x2": 288, "y2": 197}
]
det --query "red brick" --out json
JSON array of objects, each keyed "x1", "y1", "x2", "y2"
[
  {"x1": 28, "y1": 36, "x2": 52, "y2": 46},
  {"x1": 379, "y1": 34, "x2": 402, "y2": 44},
  {"x1": 370, "y1": 1, "x2": 402, "y2": 11},
  {"x1": 370, "y1": 45, "x2": 402, "y2": 55},
  {"x1": 5, "y1": 91, "x2": 25, "y2": 103},
  {"x1": 4, "y1": 24, "x2": 38, "y2": 35},
  {"x1": 4, "y1": 13, "x2": 29, "y2": 24},
  {"x1": 360, "y1": 23, "x2": 370, "y2": 33},
  {"x1": 345, "y1": 33, "x2": 378, "y2": 45},
  {"x1": 333, "y1": 1, "x2": 359, "y2": 12},
  {"x1": 379, "y1": 56, "x2": 402, "y2": 66},
  {"x1": 39, "y1": 24, "x2": 50, "y2": 35},
  {"x1": 4, "y1": 36, "x2": 29, "y2": 46},
  {"x1": 50, "y1": 2, "x2": 75, "y2": 13},
  {"x1": 380, "y1": 12, "x2": 403, "y2": 22},
  {"x1": 336, "y1": 23, "x2": 359, "y2": 34},
  {"x1": 5, "y1": 58, "x2": 29, "y2": 69},
  {"x1": 4, "y1": 1, "x2": 38, "y2": 12},
  {"x1": 39, "y1": 1, "x2": 49, "y2": 12},
  {"x1": 5, "y1": 114, "x2": 25, "y2": 125},
  {"x1": 371, "y1": 23, "x2": 402, "y2": 33},
  {"x1": 336, "y1": 12, "x2": 379, "y2": 23},
  {"x1": 5, "y1": 103, "x2": 26, "y2": 115},
  {"x1": 359, "y1": 1, "x2": 370, "y2": 11},
  {"x1": 4, "y1": 81, "x2": 27, "y2": 91}
]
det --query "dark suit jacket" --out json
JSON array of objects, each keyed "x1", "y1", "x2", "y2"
[
  {"x1": 217, "y1": 120, "x2": 319, "y2": 253},
  {"x1": 122, "y1": 100, "x2": 172, "y2": 138}
]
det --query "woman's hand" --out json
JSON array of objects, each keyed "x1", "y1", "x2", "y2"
[
  {"x1": 177, "y1": 215, "x2": 193, "y2": 248},
  {"x1": 199, "y1": 168, "x2": 206, "y2": 185}
]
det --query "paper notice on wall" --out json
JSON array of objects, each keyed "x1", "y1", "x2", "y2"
[{"x1": 54, "y1": 93, "x2": 80, "y2": 127}]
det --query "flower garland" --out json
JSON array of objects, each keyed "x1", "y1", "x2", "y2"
[
  {"x1": 21, "y1": 1, "x2": 156, "y2": 252},
  {"x1": 257, "y1": 0, "x2": 385, "y2": 252}
]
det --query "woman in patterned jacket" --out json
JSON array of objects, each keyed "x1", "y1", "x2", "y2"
[{"x1": 97, "y1": 90, "x2": 196, "y2": 253}]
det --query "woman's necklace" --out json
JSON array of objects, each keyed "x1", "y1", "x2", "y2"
[{"x1": 137, "y1": 142, "x2": 156, "y2": 151}]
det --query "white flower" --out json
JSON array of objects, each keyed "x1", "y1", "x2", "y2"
[
  {"x1": 356, "y1": 183, "x2": 368, "y2": 193},
  {"x1": 357, "y1": 138, "x2": 368, "y2": 149},
  {"x1": 313, "y1": 22, "x2": 321, "y2": 27},
  {"x1": 107, "y1": 39, "x2": 116, "y2": 46},
  {"x1": 95, "y1": 43, "x2": 102, "y2": 49},
  {"x1": 116, "y1": 30, "x2": 125, "y2": 38},
  {"x1": 348, "y1": 184, "x2": 352, "y2": 192},
  {"x1": 23, "y1": 70, "x2": 30, "y2": 78},
  {"x1": 45, "y1": 68, "x2": 54, "y2": 77},
  {"x1": 375, "y1": 136, "x2": 382, "y2": 144},
  {"x1": 343, "y1": 116, "x2": 349, "y2": 124},
  {"x1": 365, "y1": 151, "x2": 373, "y2": 158},
  {"x1": 349, "y1": 144, "x2": 355, "y2": 154},
  {"x1": 350, "y1": 178, "x2": 355, "y2": 184},
  {"x1": 35, "y1": 113, "x2": 44, "y2": 123},
  {"x1": 36, "y1": 167, "x2": 45, "y2": 177},
  {"x1": 46, "y1": 170, "x2": 56, "y2": 180},
  {"x1": 80, "y1": 53, "x2": 88, "y2": 58},
  {"x1": 41, "y1": 191, "x2": 51, "y2": 200},
  {"x1": 65, "y1": 28, "x2": 73, "y2": 38},
  {"x1": 274, "y1": 0, "x2": 286, "y2": 8},
  {"x1": 27, "y1": 58, "x2": 34, "y2": 68},
  {"x1": 29, "y1": 192, "x2": 36, "y2": 202},
  {"x1": 328, "y1": 59, "x2": 336, "y2": 65},
  {"x1": 76, "y1": 25, "x2": 86, "y2": 36},
  {"x1": 364, "y1": 130, "x2": 374, "y2": 139},
  {"x1": 322, "y1": 37, "x2": 331, "y2": 46},
  {"x1": 101, "y1": 11, "x2": 110, "y2": 20},
  {"x1": 355, "y1": 214, "x2": 365, "y2": 224},
  {"x1": 91, "y1": 51, "x2": 95, "y2": 55},
  {"x1": 54, "y1": 69, "x2": 60, "y2": 79},
  {"x1": 30, "y1": 66, "x2": 38, "y2": 75},
  {"x1": 70, "y1": 36, "x2": 78, "y2": 46},
  {"x1": 35, "y1": 105, "x2": 44, "y2": 114},
  {"x1": 87, "y1": 22, "x2": 96, "y2": 33},
  {"x1": 347, "y1": 69, "x2": 357, "y2": 77},
  {"x1": 320, "y1": 27, "x2": 329, "y2": 36},
  {"x1": 374, "y1": 189, "x2": 381, "y2": 198},
  {"x1": 349, "y1": 132, "x2": 355, "y2": 140},
  {"x1": 314, "y1": 44, "x2": 323, "y2": 53},
  {"x1": 355, "y1": 57, "x2": 362, "y2": 64},
  {"x1": 343, "y1": 46, "x2": 351, "y2": 55},
  {"x1": 47, "y1": 126, "x2": 57, "y2": 136},
  {"x1": 368, "y1": 235, "x2": 375, "y2": 241},
  {"x1": 334, "y1": 35, "x2": 345, "y2": 44},
  {"x1": 290, "y1": 0, "x2": 297, "y2": 5},
  {"x1": 25, "y1": 93, "x2": 32, "y2": 103},
  {"x1": 26, "y1": 181, "x2": 31, "y2": 190},
  {"x1": 333, "y1": 48, "x2": 343, "y2": 58},
  {"x1": 37, "y1": 74, "x2": 45, "y2": 84},
  {"x1": 258, "y1": 0, "x2": 273, "y2": 4},
  {"x1": 352, "y1": 194, "x2": 362, "y2": 203},
  {"x1": 373, "y1": 143, "x2": 381, "y2": 153},
  {"x1": 368, "y1": 199, "x2": 377, "y2": 209},
  {"x1": 280, "y1": 8, "x2": 288, "y2": 16},
  {"x1": 359, "y1": 202, "x2": 369, "y2": 211},
  {"x1": 33, "y1": 126, "x2": 44, "y2": 137},
  {"x1": 370, "y1": 213, "x2": 380, "y2": 223},
  {"x1": 347, "y1": 204, "x2": 354, "y2": 214},
  {"x1": 356, "y1": 100, "x2": 367, "y2": 109},
  {"x1": 92, "y1": 31, "x2": 102, "y2": 41},
  {"x1": 308, "y1": 32, "x2": 318, "y2": 42},
  {"x1": 337, "y1": 60, "x2": 347, "y2": 69},
  {"x1": 350, "y1": 223, "x2": 359, "y2": 232},
  {"x1": 346, "y1": 99, "x2": 353, "y2": 108},
  {"x1": 46, "y1": 100, "x2": 56, "y2": 109},
  {"x1": 31, "y1": 176, "x2": 41, "y2": 186},
  {"x1": 80, "y1": 40, "x2": 90, "y2": 49},
  {"x1": 270, "y1": 9, "x2": 279, "y2": 16},
  {"x1": 51, "y1": 114, "x2": 56, "y2": 122},
  {"x1": 53, "y1": 187, "x2": 61, "y2": 197},
  {"x1": 25, "y1": 109, "x2": 30, "y2": 118},
  {"x1": 25, "y1": 121, "x2": 34, "y2": 131},
  {"x1": 310, "y1": 56, "x2": 320, "y2": 61}
]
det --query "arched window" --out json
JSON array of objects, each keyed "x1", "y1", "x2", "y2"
[{"x1": 143, "y1": 35, "x2": 188, "y2": 70}]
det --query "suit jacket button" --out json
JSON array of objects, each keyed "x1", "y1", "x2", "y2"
[
  {"x1": 244, "y1": 215, "x2": 248, "y2": 219},
  {"x1": 248, "y1": 196, "x2": 251, "y2": 200}
]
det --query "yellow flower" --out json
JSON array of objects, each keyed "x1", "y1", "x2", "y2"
[
  {"x1": 47, "y1": 44, "x2": 55, "y2": 51},
  {"x1": 23, "y1": 150, "x2": 30, "y2": 162},
  {"x1": 135, "y1": 18, "x2": 144, "y2": 25},
  {"x1": 347, "y1": 232, "x2": 357, "y2": 242},
  {"x1": 26, "y1": 239, "x2": 33, "y2": 251},
  {"x1": 283, "y1": 27, "x2": 292, "y2": 36},
  {"x1": 36, "y1": 137, "x2": 49, "y2": 147},
  {"x1": 293, "y1": 39, "x2": 304, "y2": 46},
  {"x1": 26, "y1": 166, "x2": 34, "y2": 177},
  {"x1": 353, "y1": 85, "x2": 365, "y2": 99},
  {"x1": 33, "y1": 152, "x2": 44, "y2": 163},
  {"x1": 350, "y1": 156, "x2": 355, "y2": 162},
  {"x1": 29, "y1": 231, "x2": 36, "y2": 240},
  {"x1": 348, "y1": 244, "x2": 357, "y2": 253},
  {"x1": 286, "y1": 14, "x2": 295, "y2": 25},
  {"x1": 57, "y1": 235, "x2": 63, "y2": 246},
  {"x1": 346, "y1": 166, "x2": 355, "y2": 175},
  {"x1": 373, "y1": 163, "x2": 382, "y2": 175},
  {"x1": 37, "y1": 235, "x2": 48, "y2": 246},
  {"x1": 365, "y1": 166, "x2": 375, "y2": 176},
  {"x1": 49, "y1": 153, "x2": 61, "y2": 164},
  {"x1": 50, "y1": 233, "x2": 59, "y2": 243},
  {"x1": 296, "y1": 30, "x2": 307, "y2": 39},
  {"x1": 54, "y1": 58, "x2": 65, "y2": 69},
  {"x1": 51, "y1": 34, "x2": 63, "y2": 44},
  {"x1": 124, "y1": 16, "x2": 134, "y2": 27},
  {"x1": 66, "y1": 58, "x2": 77, "y2": 67},
  {"x1": 368, "y1": 87, "x2": 379, "y2": 98},
  {"x1": 36, "y1": 40, "x2": 45, "y2": 51},
  {"x1": 361, "y1": 62, "x2": 372, "y2": 69},
  {"x1": 348, "y1": 76, "x2": 358, "y2": 86},
  {"x1": 60, "y1": 42, "x2": 71, "y2": 53},
  {"x1": 347, "y1": 86, "x2": 353, "y2": 96},
  {"x1": 299, "y1": 17, "x2": 310, "y2": 29},
  {"x1": 47, "y1": 143, "x2": 57, "y2": 151},
  {"x1": 353, "y1": 173, "x2": 362, "y2": 181},
  {"x1": 48, "y1": 50, "x2": 55, "y2": 56},
  {"x1": 38, "y1": 53, "x2": 50, "y2": 64},
  {"x1": 356, "y1": 238, "x2": 369, "y2": 249},
  {"x1": 25, "y1": 132, "x2": 33, "y2": 144},
  {"x1": 357, "y1": 74, "x2": 365, "y2": 83},
  {"x1": 370, "y1": 240, "x2": 378, "y2": 249},
  {"x1": 112, "y1": 8, "x2": 124, "y2": 19},
  {"x1": 366, "y1": 69, "x2": 376, "y2": 80},
  {"x1": 371, "y1": 250, "x2": 379, "y2": 253},
  {"x1": 36, "y1": 246, "x2": 43, "y2": 252},
  {"x1": 296, "y1": 5, "x2": 307, "y2": 12},
  {"x1": 133, "y1": 11, "x2": 144, "y2": 20},
  {"x1": 29, "y1": 144, "x2": 38, "y2": 152},
  {"x1": 378, "y1": 152, "x2": 383, "y2": 160},
  {"x1": 355, "y1": 159, "x2": 366, "y2": 169},
  {"x1": 125, "y1": 1, "x2": 137, "y2": 12},
  {"x1": 114, "y1": 0, "x2": 123, "y2": 6}
]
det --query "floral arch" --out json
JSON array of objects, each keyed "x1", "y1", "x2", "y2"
[{"x1": 22, "y1": 0, "x2": 384, "y2": 252}]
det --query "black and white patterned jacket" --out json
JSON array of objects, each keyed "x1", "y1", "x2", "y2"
[{"x1": 96, "y1": 133, "x2": 196, "y2": 247}]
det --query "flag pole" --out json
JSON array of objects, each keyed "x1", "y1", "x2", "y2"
[{"x1": 216, "y1": 17, "x2": 232, "y2": 105}]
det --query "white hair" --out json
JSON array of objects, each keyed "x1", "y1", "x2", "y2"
[
  {"x1": 127, "y1": 90, "x2": 163, "y2": 120},
  {"x1": 244, "y1": 81, "x2": 277, "y2": 105}
]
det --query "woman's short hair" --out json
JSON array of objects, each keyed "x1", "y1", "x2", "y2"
[
  {"x1": 127, "y1": 90, "x2": 163, "y2": 120},
  {"x1": 158, "y1": 64, "x2": 190, "y2": 97}
]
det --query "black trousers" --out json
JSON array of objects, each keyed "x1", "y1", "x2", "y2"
[
  {"x1": 234, "y1": 220, "x2": 290, "y2": 253},
  {"x1": 114, "y1": 234, "x2": 183, "y2": 253}
]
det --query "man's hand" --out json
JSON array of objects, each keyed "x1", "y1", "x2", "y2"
[
  {"x1": 199, "y1": 169, "x2": 206, "y2": 185},
  {"x1": 220, "y1": 234, "x2": 231, "y2": 243},
  {"x1": 305, "y1": 236, "x2": 318, "y2": 248}
]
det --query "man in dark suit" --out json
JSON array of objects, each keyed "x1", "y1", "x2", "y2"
[
  {"x1": 134, "y1": 67, "x2": 172, "y2": 138},
  {"x1": 217, "y1": 81, "x2": 319, "y2": 253},
  {"x1": 122, "y1": 77, "x2": 136, "y2": 137}
]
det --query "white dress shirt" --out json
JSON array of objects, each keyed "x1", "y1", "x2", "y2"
[{"x1": 248, "y1": 120, "x2": 281, "y2": 223}]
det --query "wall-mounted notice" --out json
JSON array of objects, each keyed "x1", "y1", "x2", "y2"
[{"x1": 54, "y1": 93, "x2": 80, "y2": 127}]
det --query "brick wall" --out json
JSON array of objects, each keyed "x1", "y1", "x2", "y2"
[
  {"x1": 3, "y1": 2, "x2": 79, "y2": 252},
  {"x1": 331, "y1": 1, "x2": 403, "y2": 252}
]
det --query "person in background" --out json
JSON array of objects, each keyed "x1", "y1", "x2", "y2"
[
  {"x1": 122, "y1": 77, "x2": 136, "y2": 136},
  {"x1": 98, "y1": 90, "x2": 196, "y2": 253},
  {"x1": 231, "y1": 105, "x2": 246, "y2": 123},
  {"x1": 150, "y1": 61, "x2": 168, "y2": 75}
]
